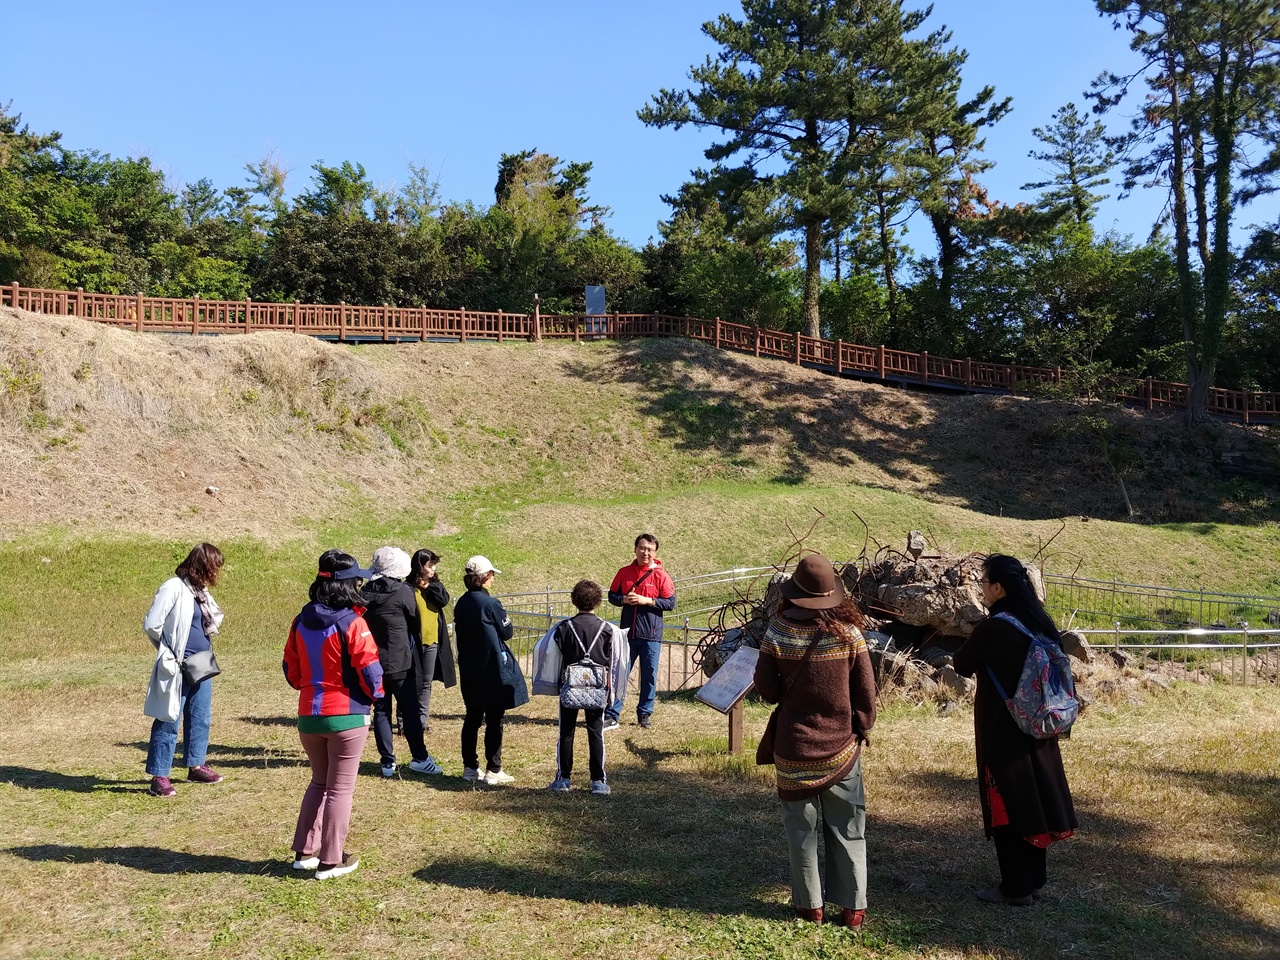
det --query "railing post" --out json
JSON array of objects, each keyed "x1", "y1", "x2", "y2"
[
  {"x1": 1241, "y1": 621, "x2": 1249, "y2": 686},
  {"x1": 75, "y1": 286, "x2": 84, "y2": 317},
  {"x1": 9, "y1": 281, "x2": 18, "y2": 310},
  {"x1": 497, "y1": 309, "x2": 504, "y2": 343},
  {"x1": 714, "y1": 317, "x2": 721, "y2": 349},
  {"x1": 835, "y1": 338, "x2": 844, "y2": 374},
  {"x1": 920, "y1": 350, "x2": 929, "y2": 384},
  {"x1": 794, "y1": 329, "x2": 802, "y2": 365},
  {"x1": 546, "y1": 586, "x2": 553, "y2": 634},
  {"x1": 533, "y1": 294, "x2": 541, "y2": 342},
  {"x1": 754, "y1": 325, "x2": 761, "y2": 357},
  {"x1": 1241, "y1": 389, "x2": 1250, "y2": 425},
  {"x1": 192, "y1": 295, "x2": 200, "y2": 336},
  {"x1": 339, "y1": 301, "x2": 347, "y2": 342},
  {"x1": 877, "y1": 344, "x2": 886, "y2": 380},
  {"x1": 1146, "y1": 377, "x2": 1154, "y2": 410},
  {"x1": 294, "y1": 301, "x2": 302, "y2": 335},
  {"x1": 1113, "y1": 621, "x2": 1121, "y2": 653},
  {"x1": 964, "y1": 358, "x2": 973, "y2": 388},
  {"x1": 459, "y1": 308, "x2": 467, "y2": 343},
  {"x1": 574, "y1": 314, "x2": 580, "y2": 342},
  {"x1": 135, "y1": 292, "x2": 144, "y2": 332}
]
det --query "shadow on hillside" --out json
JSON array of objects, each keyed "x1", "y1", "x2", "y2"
[
  {"x1": 413, "y1": 746, "x2": 1278, "y2": 960},
  {"x1": 0, "y1": 766, "x2": 140, "y2": 794},
  {"x1": 570, "y1": 340, "x2": 1280, "y2": 525},
  {"x1": 5, "y1": 844, "x2": 278, "y2": 876}
]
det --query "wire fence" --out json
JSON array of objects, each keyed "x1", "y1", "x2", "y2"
[
  {"x1": 1043, "y1": 573, "x2": 1280, "y2": 631},
  {"x1": 493, "y1": 566, "x2": 1280, "y2": 692}
]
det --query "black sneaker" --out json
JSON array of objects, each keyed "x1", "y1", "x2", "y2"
[
  {"x1": 315, "y1": 852, "x2": 359, "y2": 880},
  {"x1": 638, "y1": 713, "x2": 652, "y2": 729}
]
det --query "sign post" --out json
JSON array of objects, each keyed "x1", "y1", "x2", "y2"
[{"x1": 695, "y1": 646, "x2": 758, "y2": 754}]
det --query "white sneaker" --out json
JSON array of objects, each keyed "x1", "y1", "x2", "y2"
[
  {"x1": 380, "y1": 762, "x2": 396, "y2": 778},
  {"x1": 482, "y1": 769, "x2": 515, "y2": 786},
  {"x1": 291, "y1": 855, "x2": 320, "y2": 870},
  {"x1": 602, "y1": 720, "x2": 620, "y2": 732},
  {"x1": 408, "y1": 756, "x2": 443, "y2": 775},
  {"x1": 314, "y1": 853, "x2": 359, "y2": 880},
  {"x1": 461, "y1": 767, "x2": 481, "y2": 781}
]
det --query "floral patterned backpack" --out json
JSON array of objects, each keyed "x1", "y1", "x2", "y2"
[{"x1": 985, "y1": 612, "x2": 1079, "y2": 739}]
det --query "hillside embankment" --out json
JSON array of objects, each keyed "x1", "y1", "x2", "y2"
[{"x1": 2, "y1": 306, "x2": 1277, "y2": 547}]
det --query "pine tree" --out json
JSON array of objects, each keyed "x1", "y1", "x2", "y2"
[{"x1": 1022, "y1": 102, "x2": 1116, "y2": 224}]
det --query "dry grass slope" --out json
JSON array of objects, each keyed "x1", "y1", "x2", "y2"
[{"x1": 3, "y1": 308, "x2": 1277, "y2": 544}]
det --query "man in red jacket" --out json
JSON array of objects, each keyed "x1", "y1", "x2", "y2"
[{"x1": 605, "y1": 533, "x2": 676, "y2": 730}]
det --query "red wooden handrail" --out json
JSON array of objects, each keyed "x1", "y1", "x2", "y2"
[{"x1": 4, "y1": 282, "x2": 1275, "y2": 422}]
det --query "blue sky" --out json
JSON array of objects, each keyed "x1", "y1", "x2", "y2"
[{"x1": 6, "y1": 0, "x2": 1257, "y2": 254}]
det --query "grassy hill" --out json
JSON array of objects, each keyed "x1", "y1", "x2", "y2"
[{"x1": 2, "y1": 307, "x2": 1277, "y2": 595}]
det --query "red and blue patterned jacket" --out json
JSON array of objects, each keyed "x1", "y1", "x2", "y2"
[{"x1": 284, "y1": 603, "x2": 384, "y2": 718}]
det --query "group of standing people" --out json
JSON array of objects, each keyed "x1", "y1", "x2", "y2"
[
  {"x1": 142, "y1": 539, "x2": 1074, "y2": 918},
  {"x1": 752, "y1": 551, "x2": 1076, "y2": 930}
]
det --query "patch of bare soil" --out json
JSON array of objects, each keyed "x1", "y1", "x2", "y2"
[{"x1": 2, "y1": 307, "x2": 1276, "y2": 539}]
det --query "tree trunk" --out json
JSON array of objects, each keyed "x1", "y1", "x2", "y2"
[
  {"x1": 1165, "y1": 35, "x2": 1205, "y2": 423},
  {"x1": 876, "y1": 188, "x2": 900, "y2": 345},
  {"x1": 1195, "y1": 18, "x2": 1242, "y2": 427},
  {"x1": 929, "y1": 209, "x2": 957, "y2": 334},
  {"x1": 803, "y1": 217, "x2": 822, "y2": 339},
  {"x1": 1185, "y1": 359, "x2": 1213, "y2": 424}
]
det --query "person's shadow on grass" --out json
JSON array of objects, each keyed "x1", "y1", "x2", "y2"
[
  {"x1": 5, "y1": 843, "x2": 279, "y2": 876},
  {"x1": 0, "y1": 765, "x2": 139, "y2": 794},
  {"x1": 113, "y1": 741, "x2": 308, "y2": 769}
]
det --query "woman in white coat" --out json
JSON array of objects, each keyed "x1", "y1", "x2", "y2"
[{"x1": 143, "y1": 543, "x2": 225, "y2": 798}]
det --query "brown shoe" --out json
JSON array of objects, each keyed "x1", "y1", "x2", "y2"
[
  {"x1": 794, "y1": 906, "x2": 824, "y2": 923},
  {"x1": 976, "y1": 887, "x2": 1034, "y2": 906},
  {"x1": 187, "y1": 764, "x2": 223, "y2": 784},
  {"x1": 841, "y1": 908, "x2": 865, "y2": 929}
]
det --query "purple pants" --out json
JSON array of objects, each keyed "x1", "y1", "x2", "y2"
[{"x1": 293, "y1": 725, "x2": 368, "y2": 865}]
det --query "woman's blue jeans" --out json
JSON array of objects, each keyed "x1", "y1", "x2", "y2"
[{"x1": 145, "y1": 676, "x2": 213, "y2": 776}]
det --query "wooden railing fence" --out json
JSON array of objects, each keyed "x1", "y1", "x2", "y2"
[{"x1": 4, "y1": 282, "x2": 1276, "y2": 423}]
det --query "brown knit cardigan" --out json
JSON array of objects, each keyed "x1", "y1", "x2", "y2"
[{"x1": 753, "y1": 612, "x2": 878, "y2": 800}]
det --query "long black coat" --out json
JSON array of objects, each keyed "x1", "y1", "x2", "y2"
[
  {"x1": 453, "y1": 586, "x2": 514, "y2": 710},
  {"x1": 953, "y1": 599, "x2": 1077, "y2": 839},
  {"x1": 415, "y1": 580, "x2": 456, "y2": 688}
]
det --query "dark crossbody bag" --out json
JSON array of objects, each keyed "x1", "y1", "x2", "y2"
[{"x1": 182, "y1": 648, "x2": 221, "y2": 685}]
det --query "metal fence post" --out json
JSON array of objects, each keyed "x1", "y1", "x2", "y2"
[
  {"x1": 1241, "y1": 621, "x2": 1249, "y2": 686},
  {"x1": 683, "y1": 616, "x2": 691, "y2": 688},
  {"x1": 545, "y1": 586, "x2": 553, "y2": 634},
  {"x1": 1113, "y1": 621, "x2": 1121, "y2": 653}
]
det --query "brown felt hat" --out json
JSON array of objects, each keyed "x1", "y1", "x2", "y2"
[{"x1": 780, "y1": 553, "x2": 846, "y2": 609}]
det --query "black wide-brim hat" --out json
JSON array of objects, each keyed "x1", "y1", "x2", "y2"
[{"x1": 779, "y1": 553, "x2": 846, "y2": 609}]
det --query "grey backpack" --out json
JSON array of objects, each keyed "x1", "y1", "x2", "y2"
[{"x1": 560, "y1": 621, "x2": 609, "y2": 710}]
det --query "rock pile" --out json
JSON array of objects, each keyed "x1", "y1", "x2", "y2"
[{"x1": 697, "y1": 533, "x2": 1104, "y2": 707}]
